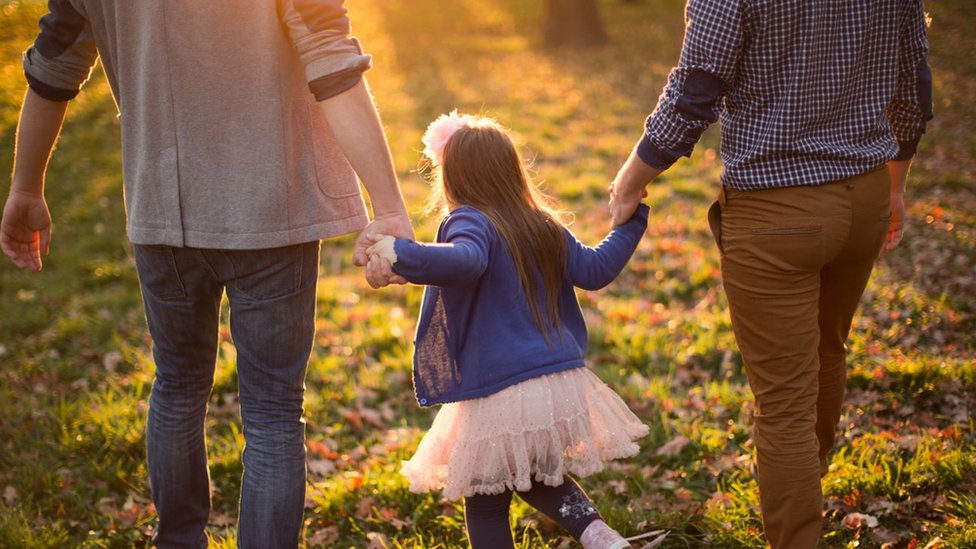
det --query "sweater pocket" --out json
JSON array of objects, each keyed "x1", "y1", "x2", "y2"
[{"x1": 307, "y1": 101, "x2": 362, "y2": 200}]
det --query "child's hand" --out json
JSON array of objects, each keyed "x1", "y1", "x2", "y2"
[
  {"x1": 365, "y1": 254, "x2": 400, "y2": 289},
  {"x1": 366, "y1": 234, "x2": 397, "y2": 264}
]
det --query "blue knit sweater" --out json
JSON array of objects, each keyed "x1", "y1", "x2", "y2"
[{"x1": 393, "y1": 204, "x2": 649, "y2": 407}]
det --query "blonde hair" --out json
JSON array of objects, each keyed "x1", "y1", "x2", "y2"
[{"x1": 428, "y1": 117, "x2": 568, "y2": 341}]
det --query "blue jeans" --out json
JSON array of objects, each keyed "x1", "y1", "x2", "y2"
[{"x1": 134, "y1": 241, "x2": 320, "y2": 549}]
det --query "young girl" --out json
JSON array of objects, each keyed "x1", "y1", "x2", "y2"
[{"x1": 366, "y1": 111, "x2": 649, "y2": 549}]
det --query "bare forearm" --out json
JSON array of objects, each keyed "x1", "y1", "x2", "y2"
[
  {"x1": 614, "y1": 149, "x2": 663, "y2": 196},
  {"x1": 11, "y1": 89, "x2": 69, "y2": 196},
  {"x1": 316, "y1": 78, "x2": 406, "y2": 217},
  {"x1": 886, "y1": 159, "x2": 912, "y2": 196}
]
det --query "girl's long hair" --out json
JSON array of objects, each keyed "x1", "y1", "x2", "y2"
[{"x1": 430, "y1": 118, "x2": 568, "y2": 341}]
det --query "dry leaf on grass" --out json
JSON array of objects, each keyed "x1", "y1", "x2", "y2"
[
  {"x1": 655, "y1": 435, "x2": 691, "y2": 457},
  {"x1": 841, "y1": 512, "x2": 879, "y2": 529}
]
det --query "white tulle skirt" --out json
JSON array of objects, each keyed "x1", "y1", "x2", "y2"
[{"x1": 400, "y1": 366, "x2": 649, "y2": 500}]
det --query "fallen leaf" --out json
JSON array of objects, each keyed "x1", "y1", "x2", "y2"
[
  {"x1": 306, "y1": 525, "x2": 339, "y2": 546},
  {"x1": 870, "y1": 526, "x2": 903, "y2": 546},
  {"x1": 209, "y1": 512, "x2": 236, "y2": 527},
  {"x1": 607, "y1": 479, "x2": 628, "y2": 495},
  {"x1": 103, "y1": 351, "x2": 123, "y2": 372},
  {"x1": 841, "y1": 512, "x2": 879, "y2": 529},
  {"x1": 356, "y1": 497, "x2": 376, "y2": 519},
  {"x1": 655, "y1": 436, "x2": 691, "y2": 457},
  {"x1": 307, "y1": 459, "x2": 336, "y2": 477},
  {"x1": 627, "y1": 529, "x2": 669, "y2": 549},
  {"x1": 97, "y1": 497, "x2": 118, "y2": 519},
  {"x1": 307, "y1": 439, "x2": 340, "y2": 459},
  {"x1": 3, "y1": 486, "x2": 17, "y2": 505},
  {"x1": 365, "y1": 531, "x2": 389, "y2": 549}
]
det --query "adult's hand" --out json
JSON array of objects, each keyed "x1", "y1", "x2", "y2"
[
  {"x1": 1, "y1": 189, "x2": 51, "y2": 272},
  {"x1": 3, "y1": 90, "x2": 69, "y2": 272},
  {"x1": 879, "y1": 159, "x2": 912, "y2": 260},
  {"x1": 353, "y1": 211, "x2": 412, "y2": 264},
  {"x1": 608, "y1": 149, "x2": 662, "y2": 225},
  {"x1": 879, "y1": 191, "x2": 905, "y2": 258},
  {"x1": 608, "y1": 183, "x2": 646, "y2": 226},
  {"x1": 354, "y1": 212, "x2": 412, "y2": 287}
]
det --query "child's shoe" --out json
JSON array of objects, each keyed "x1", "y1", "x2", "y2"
[{"x1": 580, "y1": 520, "x2": 632, "y2": 549}]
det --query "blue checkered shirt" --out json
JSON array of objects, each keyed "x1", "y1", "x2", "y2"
[{"x1": 637, "y1": 0, "x2": 933, "y2": 190}]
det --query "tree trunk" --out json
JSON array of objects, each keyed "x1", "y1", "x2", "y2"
[{"x1": 545, "y1": 0, "x2": 607, "y2": 48}]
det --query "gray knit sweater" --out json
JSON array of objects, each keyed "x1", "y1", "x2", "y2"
[{"x1": 24, "y1": 0, "x2": 373, "y2": 248}]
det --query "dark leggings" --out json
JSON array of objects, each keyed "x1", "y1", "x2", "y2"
[{"x1": 464, "y1": 476, "x2": 601, "y2": 548}]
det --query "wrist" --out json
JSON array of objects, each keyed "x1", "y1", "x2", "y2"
[
  {"x1": 10, "y1": 186, "x2": 45, "y2": 199},
  {"x1": 371, "y1": 202, "x2": 409, "y2": 219},
  {"x1": 614, "y1": 176, "x2": 646, "y2": 199}
]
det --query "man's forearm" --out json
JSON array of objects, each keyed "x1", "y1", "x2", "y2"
[
  {"x1": 316, "y1": 78, "x2": 407, "y2": 217},
  {"x1": 11, "y1": 89, "x2": 69, "y2": 196},
  {"x1": 886, "y1": 159, "x2": 912, "y2": 195},
  {"x1": 614, "y1": 149, "x2": 664, "y2": 196}
]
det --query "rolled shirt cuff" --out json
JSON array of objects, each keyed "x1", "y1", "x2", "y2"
[
  {"x1": 894, "y1": 138, "x2": 921, "y2": 161},
  {"x1": 309, "y1": 69, "x2": 364, "y2": 101},
  {"x1": 635, "y1": 133, "x2": 684, "y2": 171},
  {"x1": 25, "y1": 71, "x2": 78, "y2": 101}
]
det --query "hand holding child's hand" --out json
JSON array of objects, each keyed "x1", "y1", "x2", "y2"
[
  {"x1": 607, "y1": 181, "x2": 648, "y2": 226},
  {"x1": 364, "y1": 234, "x2": 404, "y2": 289}
]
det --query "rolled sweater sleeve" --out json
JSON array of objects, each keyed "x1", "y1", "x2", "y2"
[
  {"x1": 887, "y1": 0, "x2": 933, "y2": 161},
  {"x1": 278, "y1": 0, "x2": 373, "y2": 101},
  {"x1": 23, "y1": 0, "x2": 98, "y2": 102},
  {"x1": 568, "y1": 204, "x2": 648, "y2": 291},
  {"x1": 636, "y1": 0, "x2": 745, "y2": 170},
  {"x1": 392, "y1": 208, "x2": 492, "y2": 287}
]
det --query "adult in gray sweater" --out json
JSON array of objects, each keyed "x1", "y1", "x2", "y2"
[{"x1": 1, "y1": 1, "x2": 412, "y2": 547}]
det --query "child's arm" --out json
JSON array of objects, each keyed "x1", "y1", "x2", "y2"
[
  {"x1": 369, "y1": 208, "x2": 492, "y2": 287},
  {"x1": 567, "y1": 203, "x2": 649, "y2": 291}
]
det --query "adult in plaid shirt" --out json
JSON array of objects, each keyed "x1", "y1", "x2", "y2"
[{"x1": 609, "y1": 1, "x2": 932, "y2": 547}]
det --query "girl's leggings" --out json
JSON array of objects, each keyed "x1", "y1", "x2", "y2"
[{"x1": 463, "y1": 475, "x2": 601, "y2": 548}]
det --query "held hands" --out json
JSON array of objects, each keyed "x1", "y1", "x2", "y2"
[
  {"x1": 1, "y1": 189, "x2": 52, "y2": 272},
  {"x1": 608, "y1": 180, "x2": 648, "y2": 226},
  {"x1": 364, "y1": 234, "x2": 400, "y2": 289},
  {"x1": 354, "y1": 211, "x2": 411, "y2": 289},
  {"x1": 607, "y1": 150, "x2": 660, "y2": 226},
  {"x1": 353, "y1": 211, "x2": 412, "y2": 266}
]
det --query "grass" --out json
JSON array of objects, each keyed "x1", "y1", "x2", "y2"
[{"x1": 1, "y1": 0, "x2": 975, "y2": 547}]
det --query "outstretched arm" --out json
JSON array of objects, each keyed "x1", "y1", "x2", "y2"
[
  {"x1": 569, "y1": 204, "x2": 649, "y2": 290},
  {"x1": 1, "y1": 89, "x2": 69, "y2": 271},
  {"x1": 366, "y1": 208, "x2": 492, "y2": 288}
]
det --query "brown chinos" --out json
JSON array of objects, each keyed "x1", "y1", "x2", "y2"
[{"x1": 710, "y1": 167, "x2": 890, "y2": 548}]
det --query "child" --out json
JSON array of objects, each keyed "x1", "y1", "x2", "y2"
[{"x1": 366, "y1": 111, "x2": 649, "y2": 549}]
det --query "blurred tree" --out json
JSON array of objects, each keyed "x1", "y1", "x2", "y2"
[{"x1": 545, "y1": 0, "x2": 607, "y2": 48}]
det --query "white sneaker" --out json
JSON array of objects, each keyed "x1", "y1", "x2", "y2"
[{"x1": 580, "y1": 520, "x2": 632, "y2": 549}]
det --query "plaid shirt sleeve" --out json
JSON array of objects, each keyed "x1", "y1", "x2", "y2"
[
  {"x1": 887, "y1": 0, "x2": 933, "y2": 160},
  {"x1": 636, "y1": 0, "x2": 746, "y2": 170}
]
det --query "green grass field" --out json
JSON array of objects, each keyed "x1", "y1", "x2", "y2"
[{"x1": 1, "y1": 0, "x2": 974, "y2": 547}]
